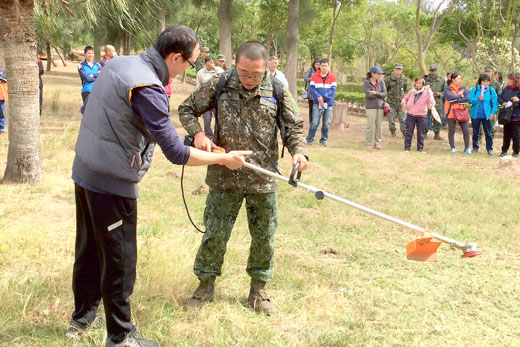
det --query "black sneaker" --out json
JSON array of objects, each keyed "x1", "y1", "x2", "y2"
[
  {"x1": 513, "y1": 153, "x2": 519, "y2": 158},
  {"x1": 66, "y1": 315, "x2": 103, "y2": 340},
  {"x1": 105, "y1": 335, "x2": 161, "y2": 347},
  {"x1": 487, "y1": 150, "x2": 494, "y2": 156},
  {"x1": 473, "y1": 148, "x2": 479, "y2": 153},
  {"x1": 500, "y1": 152, "x2": 507, "y2": 158}
]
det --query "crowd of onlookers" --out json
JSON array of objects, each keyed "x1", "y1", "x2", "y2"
[
  {"x1": 299, "y1": 59, "x2": 520, "y2": 158},
  {"x1": 354, "y1": 63, "x2": 520, "y2": 158},
  {"x1": 2, "y1": 47, "x2": 519, "y2": 159}
]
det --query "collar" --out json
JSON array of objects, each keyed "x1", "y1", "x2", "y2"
[{"x1": 139, "y1": 46, "x2": 170, "y2": 86}]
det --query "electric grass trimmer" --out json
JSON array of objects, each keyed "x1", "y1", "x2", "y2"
[{"x1": 242, "y1": 161, "x2": 482, "y2": 262}]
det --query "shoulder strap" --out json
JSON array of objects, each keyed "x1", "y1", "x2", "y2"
[
  {"x1": 270, "y1": 77, "x2": 287, "y2": 157},
  {"x1": 214, "y1": 69, "x2": 233, "y2": 123}
]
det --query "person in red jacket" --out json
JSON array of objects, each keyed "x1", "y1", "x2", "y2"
[{"x1": 306, "y1": 58, "x2": 337, "y2": 147}]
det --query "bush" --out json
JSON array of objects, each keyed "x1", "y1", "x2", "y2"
[
  {"x1": 185, "y1": 68, "x2": 197, "y2": 79},
  {"x1": 296, "y1": 79, "x2": 365, "y2": 104},
  {"x1": 336, "y1": 83, "x2": 364, "y2": 94},
  {"x1": 334, "y1": 91, "x2": 365, "y2": 104}
]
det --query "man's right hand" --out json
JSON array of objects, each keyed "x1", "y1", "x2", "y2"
[
  {"x1": 222, "y1": 151, "x2": 252, "y2": 170},
  {"x1": 193, "y1": 132, "x2": 216, "y2": 152}
]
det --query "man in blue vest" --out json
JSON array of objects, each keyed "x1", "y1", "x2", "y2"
[{"x1": 67, "y1": 25, "x2": 250, "y2": 347}]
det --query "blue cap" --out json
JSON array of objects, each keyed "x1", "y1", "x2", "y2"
[{"x1": 369, "y1": 66, "x2": 385, "y2": 74}]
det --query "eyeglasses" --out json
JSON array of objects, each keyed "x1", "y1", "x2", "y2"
[
  {"x1": 182, "y1": 55, "x2": 196, "y2": 69},
  {"x1": 237, "y1": 74, "x2": 264, "y2": 81}
]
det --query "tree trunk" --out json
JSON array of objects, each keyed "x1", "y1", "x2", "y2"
[
  {"x1": 285, "y1": 0, "x2": 299, "y2": 97},
  {"x1": 158, "y1": 6, "x2": 166, "y2": 34},
  {"x1": 512, "y1": 21, "x2": 518, "y2": 71},
  {"x1": 218, "y1": 0, "x2": 232, "y2": 67},
  {"x1": 0, "y1": 0, "x2": 43, "y2": 183},
  {"x1": 123, "y1": 31, "x2": 131, "y2": 56},
  {"x1": 46, "y1": 41, "x2": 52, "y2": 71},
  {"x1": 327, "y1": 2, "x2": 342, "y2": 61},
  {"x1": 93, "y1": 24, "x2": 100, "y2": 62},
  {"x1": 52, "y1": 44, "x2": 67, "y2": 66}
]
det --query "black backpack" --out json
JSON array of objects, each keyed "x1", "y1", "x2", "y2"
[{"x1": 214, "y1": 69, "x2": 288, "y2": 157}]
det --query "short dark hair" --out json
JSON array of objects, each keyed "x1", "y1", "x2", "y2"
[
  {"x1": 415, "y1": 78, "x2": 425, "y2": 86},
  {"x1": 320, "y1": 58, "x2": 329, "y2": 65},
  {"x1": 476, "y1": 73, "x2": 490, "y2": 86},
  {"x1": 84, "y1": 46, "x2": 94, "y2": 54},
  {"x1": 154, "y1": 24, "x2": 200, "y2": 60},
  {"x1": 205, "y1": 56, "x2": 214, "y2": 63},
  {"x1": 236, "y1": 41, "x2": 268, "y2": 64}
]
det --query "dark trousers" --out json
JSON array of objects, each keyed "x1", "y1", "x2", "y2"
[
  {"x1": 471, "y1": 118, "x2": 493, "y2": 151},
  {"x1": 71, "y1": 184, "x2": 137, "y2": 343},
  {"x1": 203, "y1": 110, "x2": 214, "y2": 140},
  {"x1": 308, "y1": 99, "x2": 313, "y2": 123},
  {"x1": 81, "y1": 92, "x2": 90, "y2": 103},
  {"x1": 404, "y1": 115, "x2": 427, "y2": 150},
  {"x1": 502, "y1": 121, "x2": 520, "y2": 154},
  {"x1": 447, "y1": 118, "x2": 470, "y2": 149}
]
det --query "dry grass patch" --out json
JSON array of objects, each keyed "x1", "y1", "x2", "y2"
[{"x1": 0, "y1": 65, "x2": 519, "y2": 346}]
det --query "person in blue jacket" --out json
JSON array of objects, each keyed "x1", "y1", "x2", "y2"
[
  {"x1": 78, "y1": 45, "x2": 102, "y2": 105},
  {"x1": 468, "y1": 74, "x2": 498, "y2": 155}
]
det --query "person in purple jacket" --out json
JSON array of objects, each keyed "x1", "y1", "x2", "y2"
[{"x1": 401, "y1": 78, "x2": 435, "y2": 152}]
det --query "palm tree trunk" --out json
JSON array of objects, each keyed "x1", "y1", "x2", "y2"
[{"x1": 0, "y1": 0, "x2": 43, "y2": 183}]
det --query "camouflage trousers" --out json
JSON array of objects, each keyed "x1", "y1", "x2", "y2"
[
  {"x1": 388, "y1": 106, "x2": 407, "y2": 133},
  {"x1": 194, "y1": 187, "x2": 278, "y2": 283}
]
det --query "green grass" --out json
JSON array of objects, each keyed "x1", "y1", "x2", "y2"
[{"x1": 0, "y1": 63, "x2": 519, "y2": 346}]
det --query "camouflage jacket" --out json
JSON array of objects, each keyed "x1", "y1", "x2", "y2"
[
  {"x1": 424, "y1": 74, "x2": 446, "y2": 103},
  {"x1": 490, "y1": 78, "x2": 502, "y2": 95},
  {"x1": 384, "y1": 74, "x2": 408, "y2": 107},
  {"x1": 178, "y1": 69, "x2": 308, "y2": 194},
  {"x1": 195, "y1": 56, "x2": 205, "y2": 73}
]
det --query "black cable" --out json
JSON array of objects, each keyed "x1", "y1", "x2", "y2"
[{"x1": 181, "y1": 164, "x2": 206, "y2": 234}]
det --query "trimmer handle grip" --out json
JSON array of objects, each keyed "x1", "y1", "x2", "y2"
[{"x1": 289, "y1": 162, "x2": 301, "y2": 187}]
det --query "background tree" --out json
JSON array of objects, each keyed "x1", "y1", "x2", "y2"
[
  {"x1": 285, "y1": 0, "x2": 300, "y2": 96},
  {"x1": 415, "y1": 0, "x2": 456, "y2": 76},
  {"x1": 218, "y1": 0, "x2": 232, "y2": 67},
  {"x1": 0, "y1": 0, "x2": 43, "y2": 183}
]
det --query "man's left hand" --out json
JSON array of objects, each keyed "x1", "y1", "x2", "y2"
[
  {"x1": 292, "y1": 154, "x2": 308, "y2": 171},
  {"x1": 490, "y1": 114, "x2": 495, "y2": 120}
]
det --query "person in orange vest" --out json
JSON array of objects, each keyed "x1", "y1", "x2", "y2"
[{"x1": 0, "y1": 66, "x2": 7, "y2": 133}]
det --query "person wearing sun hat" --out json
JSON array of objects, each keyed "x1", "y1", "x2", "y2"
[
  {"x1": 215, "y1": 54, "x2": 227, "y2": 72},
  {"x1": 385, "y1": 63, "x2": 408, "y2": 137},
  {"x1": 195, "y1": 46, "x2": 210, "y2": 72},
  {"x1": 364, "y1": 66, "x2": 387, "y2": 149}
]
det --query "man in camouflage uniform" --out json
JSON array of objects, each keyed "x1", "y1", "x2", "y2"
[
  {"x1": 385, "y1": 63, "x2": 408, "y2": 137},
  {"x1": 424, "y1": 64, "x2": 446, "y2": 140},
  {"x1": 178, "y1": 41, "x2": 309, "y2": 316},
  {"x1": 194, "y1": 46, "x2": 210, "y2": 72}
]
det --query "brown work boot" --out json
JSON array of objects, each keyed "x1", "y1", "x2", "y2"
[
  {"x1": 248, "y1": 279, "x2": 275, "y2": 316},
  {"x1": 434, "y1": 132, "x2": 442, "y2": 140},
  {"x1": 187, "y1": 276, "x2": 215, "y2": 309}
]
